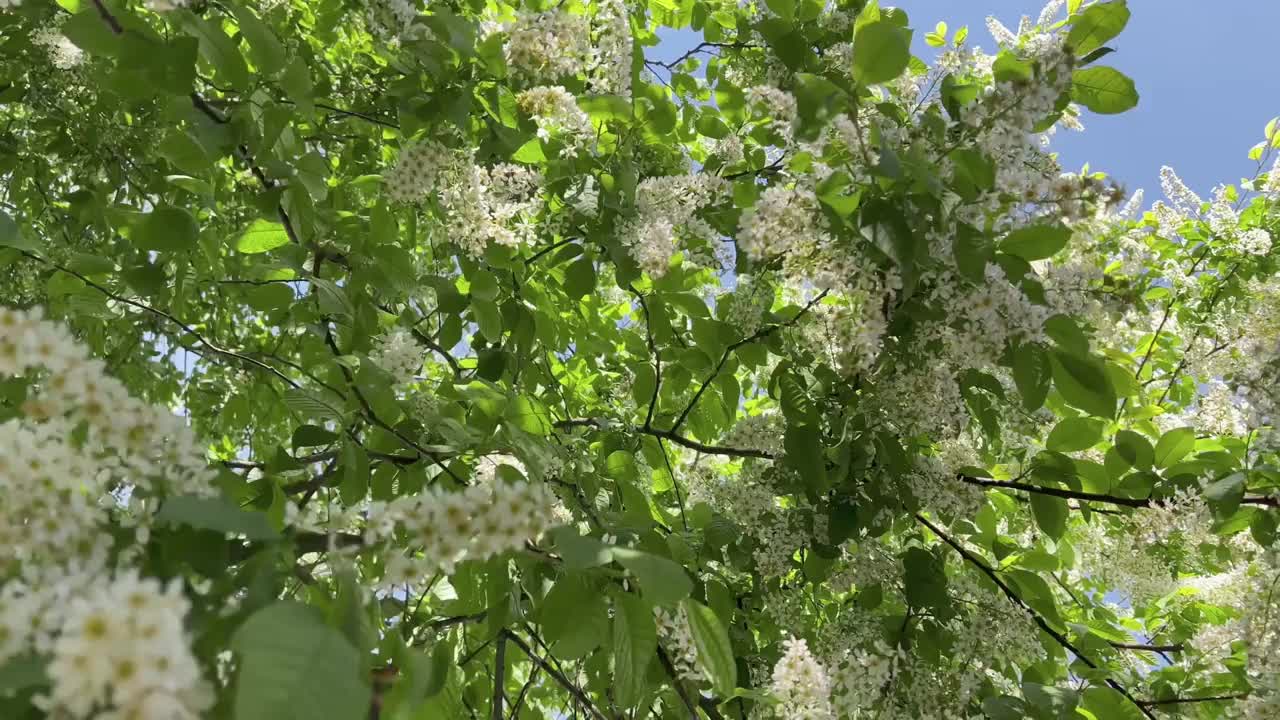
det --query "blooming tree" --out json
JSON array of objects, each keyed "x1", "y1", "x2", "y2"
[{"x1": 0, "y1": 0, "x2": 1278, "y2": 718}]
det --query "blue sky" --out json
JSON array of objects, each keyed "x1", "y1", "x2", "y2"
[{"x1": 654, "y1": 0, "x2": 1280, "y2": 202}]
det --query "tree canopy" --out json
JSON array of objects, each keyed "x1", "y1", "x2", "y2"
[{"x1": 1, "y1": 0, "x2": 1279, "y2": 718}]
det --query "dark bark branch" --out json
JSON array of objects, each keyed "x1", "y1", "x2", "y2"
[
  {"x1": 492, "y1": 635, "x2": 507, "y2": 720},
  {"x1": 668, "y1": 290, "x2": 827, "y2": 434},
  {"x1": 500, "y1": 629, "x2": 609, "y2": 720},
  {"x1": 960, "y1": 475, "x2": 1278, "y2": 509},
  {"x1": 915, "y1": 514, "x2": 1158, "y2": 720},
  {"x1": 1136, "y1": 693, "x2": 1248, "y2": 707}
]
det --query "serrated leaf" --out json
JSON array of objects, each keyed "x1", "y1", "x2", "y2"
[
  {"x1": 0, "y1": 211, "x2": 37, "y2": 252},
  {"x1": 613, "y1": 548, "x2": 692, "y2": 606},
  {"x1": 235, "y1": 219, "x2": 291, "y2": 253},
  {"x1": 1050, "y1": 350, "x2": 1117, "y2": 418},
  {"x1": 231, "y1": 602, "x2": 371, "y2": 720},
  {"x1": 1013, "y1": 344, "x2": 1052, "y2": 411},
  {"x1": 1046, "y1": 417, "x2": 1106, "y2": 452},
  {"x1": 1154, "y1": 426, "x2": 1196, "y2": 468},
  {"x1": 613, "y1": 593, "x2": 657, "y2": 707},
  {"x1": 1029, "y1": 493, "x2": 1069, "y2": 540},
  {"x1": 1067, "y1": 0, "x2": 1129, "y2": 56},
  {"x1": 1071, "y1": 66, "x2": 1139, "y2": 114},
  {"x1": 1000, "y1": 222, "x2": 1072, "y2": 261},
  {"x1": 156, "y1": 495, "x2": 280, "y2": 540},
  {"x1": 682, "y1": 599, "x2": 737, "y2": 696},
  {"x1": 853, "y1": 21, "x2": 911, "y2": 85}
]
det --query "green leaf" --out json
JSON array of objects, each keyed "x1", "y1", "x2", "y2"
[
  {"x1": 340, "y1": 442, "x2": 370, "y2": 506},
  {"x1": 231, "y1": 602, "x2": 371, "y2": 720},
  {"x1": 1204, "y1": 472, "x2": 1246, "y2": 516},
  {"x1": 983, "y1": 696, "x2": 1029, "y2": 720},
  {"x1": 902, "y1": 547, "x2": 949, "y2": 611},
  {"x1": 1023, "y1": 682, "x2": 1079, "y2": 719},
  {"x1": 1067, "y1": 0, "x2": 1130, "y2": 56},
  {"x1": 541, "y1": 574, "x2": 610, "y2": 658},
  {"x1": 1154, "y1": 427, "x2": 1196, "y2": 468},
  {"x1": 229, "y1": 5, "x2": 286, "y2": 75},
  {"x1": 613, "y1": 593, "x2": 657, "y2": 707},
  {"x1": 1071, "y1": 66, "x2": 1139, "y2": 114},
  {"x1": 132, "y1": 205, "x2": 199, "y2": 252},
  {"x1": 1046, "y1": 417, "x2": 1106, "y2": 452},
  {"x1": 292, "y1": 424, "x2": 337, "y2": 449},
  {"x1": 1029, "y1": 493, "x2": 1069, "y2": 540},
  {"x1": 512, "y1": 138, "x2": 546, "y2": 163},
  {"x1": 0, "y1": 211, "x2": 37, "y2": 252},
  {"x1": 0, "y1": 653, "x2": 48, "y2": 696},
  {"x1": 61, "y1": 10, "x2": 120, "y2": 56},
  {"x1": 1013, "y1": 344, "x2": 1052, "y2": 411},
  {"x1": 506, "y1": 395, "x2": 552, "y2": 435},
  {"x1": 1080, "y1": 687, "x2": 1145, "y2": 720},
  {"x1": 681, "y1": 599, "x2": 737, "y2": 695},
  {"x1": 1000, "y1": 222, "x2": 1072, "y2": 261},
  {"x1": 156, "y1": 495, "x2": 280, "y2": 540},
  {"x1": 180, "y1": 12, "x2": 252, "y2": 90},
  {"x1": 784, "y1": 423, "x2": 828, "y2": 495},
  {"x1": 613, "y1": 548, "x2": 692, "y2": 606},
  {"x1": 1050, "y1": 350, "x2": 1117, "y2": 418},
  {"x1": 1114, "y1": 430, "x2": 1154, "y2": 470},
  {"x1": 471, "y1": 297, "x2": 503, "y2": 341},
  {"x1": 564, "y1": 256, "x2": 597, "y2": 299},
  {"x1": 235, "y1": 219, "x2": 291, "y2": 253},
  {"x1": 853, "y1": 21, "x2": 911, "y2": 85}
]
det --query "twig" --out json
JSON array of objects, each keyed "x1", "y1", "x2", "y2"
[
  {"x1": 915, "y1": 514, "x2": 1158, "y2": 720},
  {"x1": 500, "y1": 630, "x2": 609, "y2": 720}
]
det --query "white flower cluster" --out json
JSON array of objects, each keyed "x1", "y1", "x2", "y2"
[
  {"x1": 370, "y1": 327, "x2": 424, "y2": 385},
  {"x1": 1238, "y1": 228, "x2": 1273, "y2": 255},
  {"x1": 1160, "y1": 165, "x2": 1203, "y2": 217},
  {"x1": 145, "y1": 0, "x2": 192, "y2": 10},
  {"x1": 737, "y1": 186, "x2": 827, "y2": 261},
  {"x1": 1196, "y1": 380, "x2": 1248, "y2": 436},
  {"x1": 0, "y1": 307, "x2": 213, "y2": 487},
  {"x1": 620, "y1": 174, "x2": 727, "y2": 277},
  {"x1": 721, "y1": 275, "x2": 775, "y2": 335},
  {"x1": 517, "y1": 86, "x2": 594, "y2": 156},
  {"x1": 904, "y1": 454, "x2": 986, "y2": 521},
  {"x1": 1072, "y1": 518, "x2": 1179, "y2": 603},
  {"x1": 830, "y1": 642, "x2": 897, "y2": 718},
  {"x1": 721, "y1": 412, "x2": 784, "y2": 456},
  {"x1": 769, "y1": 636, "x2": 834, "y2": 720},
  {"x1": 35, "y1": 570, "x2": 212, "y2": 720},
  {"x1": 654, "y1": 605, "x2": 701, "y2": 682},
  {"x1": 386, "y1": 140, "x2": 542, "y2": 256},
  {"x1": 586, "y1": 0, "x2": 631, "y2": 96},
  {"x1": 0, "y1": 419, "x2": 114, "y2": 569},
  {"x1": 370, "y1": 477, "x2": 556, "y2": 580},
  {"x1": 498, "y1": 10, "x2": 592, "y2": 84},
  {"x1": 33, "y1": 23, "x2": 84, "y2": 70},
  {"x1": 746, "y1": 86, "x2": 797, "y2": 139},
  {"x1": 366, "y1": 0, "x2": 419, "y2": 43}
]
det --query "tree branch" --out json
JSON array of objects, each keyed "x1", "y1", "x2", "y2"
[
  {"x1": 500, "y1": 629, "x2": 609, "y2": 720},
  {"x1": 914, "y1": 514, "x2": 1158, "y2": 720}
]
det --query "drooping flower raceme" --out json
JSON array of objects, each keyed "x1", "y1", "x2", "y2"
[{"x1": 37, "y1": 570, "x2": 212, "y2": 720}]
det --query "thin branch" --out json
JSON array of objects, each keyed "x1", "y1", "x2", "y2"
[
  {"x1": 959, "y1": 475, "x2": 1278, "y2": 509},
  {"x1": 668, "y1": 290, "x2": 827, "y2": 434},
  {"x1": 492, "y1": 635, "x2": 507, "y2": 720},
  {"x1": 500, "y1": 630, "x2": 609, "y2": 720},
  {"x1": 655, "y1": 646, "x2": 698, "y2": 720},
  {"x1": 915, "y1": 514, "x2": 1158, "y2": 720},
  {"x1": 21, "y1": 251, "x2": 301, "y2": 390},
  {"x1": 1136, "y1": 693, "x2": 1248, "y2": 707}
]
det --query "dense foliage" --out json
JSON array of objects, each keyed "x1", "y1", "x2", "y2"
[{"x1": 1, "y1": 0, "x2": 1279, "y2": 717}]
